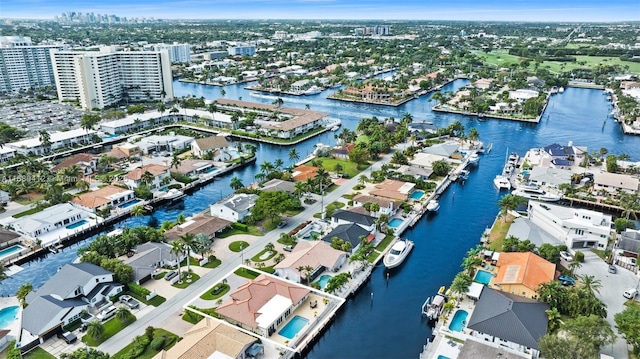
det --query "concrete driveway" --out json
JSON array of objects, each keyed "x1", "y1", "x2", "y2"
[{"x1": 574, "y1": 250, "x2": 640, "y2": 359}]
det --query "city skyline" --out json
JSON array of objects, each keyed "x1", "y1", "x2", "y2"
[{"x1": 2, "y1": 0, "x2": 640, "y2": 22}]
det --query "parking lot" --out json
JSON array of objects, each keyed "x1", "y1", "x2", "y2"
[
  {"x1": 574, "y1": 251, "x2": 639, "y2": 358},
  {"x1": 0, "y1": 100, "x2": 85, "y2": 136}
]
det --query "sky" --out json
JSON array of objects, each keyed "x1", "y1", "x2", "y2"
[{"x1": 2, "y1": 0, "x2": 639, "y2": 22}]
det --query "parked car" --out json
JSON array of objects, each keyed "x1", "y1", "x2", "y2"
[
  {"x1": 623, "y1": 288, "x2": 638, "y2": 299},
  {"x1": 608, "y1": 265, "x2": 617, "y2": 274},
  {"x1": 559, "y1": 251, "x2": 573, "y2": 262},
  {"x1": 96, "y1": 306, "x2": 117, "y2": 322},
  {"x1": 57, "y1": 331, "x2": 77, "y2": 344},
  {"x1": 277, "y1": 220, "x2": 287, "y2": 228},
  {"x1": 558, "y1": 275, "x2": 575, "y2": 286},
  {"x1": 164, "y1": 270, "x2": 178, "y2": 281},
  {"x1": 119, "y1": 295, "x2": 140, "y2": 309},
  {"x1": 283, "y1": 245, "x2": 294, "y2": 252}
]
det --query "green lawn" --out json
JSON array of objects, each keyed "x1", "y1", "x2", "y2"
[
  {"x1": 202, "y1": 258, "x2": 222, "y2": 268},
  {"x1": 111, "y1": 328, "x2": 179, "y2": 359},
  {"x1": 23, "y1": 347, "x2": 55, "y2": 359},
  {"x1": 128, "y1": 291, "x2": 166, "y2": 307},
  {"x1": 82, "y1": 315, "x2": 136, "y2": 347},
  {"x1": 13, "y1": 206, "x2": 46, "y2": 218},
  {"x1": 182, "y1": 309, "x2": 204, "y2": 324},
  {"x1": 95, "y1": 169, "x2": 127, "y2": 182},
  {"x1": 234, "y1": 267, "x2": 260, "y2": 279},
  {"x1": 15, "y1": 194, "x2": 45, "y2": 205},
  {"x1": 375, "y1": 234, "x2": 395, "y2": 252},
  {"x1": 474, "y1": 50, "x2": 522, "y2": 68},
  {"x1": 172, "y1": 272, "x2": 200, "y2": 289},
  {"x1": 277, "y1": 236, "x2": 297, "y2": 246},
  {"x1": 314, "y1": 201, "x2": 345, "y2": 218},
  {"x1": 251, "y1": 248, "x2": 277, "y2": 262},
  {"x1": 229, "y1": 241, "x2": 250, "y2": 252},
  {"x1": 217, "y1": 226, "x2": 263, "y2": 238},
  {"x1": 200, "y1": 283, "x2": 230, "y2": 300},
  {"x1": 307, "y1": 158, "x2": 363, "y2": 178},
  {"x1": 487, "y1": 215, "x2": 514, "y2": 251}
]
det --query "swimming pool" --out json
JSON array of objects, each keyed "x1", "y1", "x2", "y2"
[
  {"x1": 205, "y1": 167, "x2": 220, "y2": 174},
  {"x1": 66, "y1": 219, "x2": 88, "y2": 230},
  {"x1": 388, "y1": 218, "x2": 403, "y2": 228},
  {"x1": 448, "y1": 310, "x2": 468, "y2": 332},
  {"x1": 410, "y1": 190, "x2": 425, "y2": 200},
  {"x1": 317, "y1": 274, "x2": 332, "y2": 289},
  {"x1": 278, "y1": 315, "x2": 309, "y2": 339},
  {"x1": 474, "y1": 269, "x2": 493, "y2": 285},
  {"x1": 0, "y1": 306, "x2": 19, "y2": 328},
  {"x1": 437, "y1": 356, "x2": 451, "y2": 359},
  {"x1": 0, "y1": 245, "x2": 25, "y2": 261},
  {"x1": 118, "y1": 199, "x2": 142, "y2": 209}
]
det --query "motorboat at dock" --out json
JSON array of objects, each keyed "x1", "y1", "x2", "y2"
[
  {"x1": 383, "y1": 239, "x2": 414, "y2": 269},
  {"x1": 426, "y1": 200, "x2": 440, "y2": 212},
  {"x1": 422, "y1": 286, "x2": 448, "y2": 321},
  {"x1": 512, "y1": 182, "x2": 561, "y2": 202}
]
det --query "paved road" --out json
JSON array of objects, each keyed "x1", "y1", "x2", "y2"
[
  {"x1": 574, "y1": 251, "x2": 640, "y2": 359},
  {"x1": 97, "y1": 151, "x2": 395, "y2": 354}
]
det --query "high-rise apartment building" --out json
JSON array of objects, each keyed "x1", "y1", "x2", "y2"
[
  {"x1": 0, "y1": 36, "x2": 67, "y2": 92},
  {"x1": 51, "y1": 48, "x2": 174, "y2": 109},
  {"x1": 151, "y1": 43, "x2": 191, "y2": 63}
]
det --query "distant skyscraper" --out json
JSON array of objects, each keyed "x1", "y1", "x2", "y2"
[
  {"x1": 0, "y1": 36, "x2": 67, "y2": 92},
  {"x1": 51, "y1": 48, "x2": 173, "y2": 109},
  {"x1": 152, "y1": 43, "x2": 191, "y2": 64},
  {"x1": 227, "y1": 45, "x2": 256, "y2": 57}
]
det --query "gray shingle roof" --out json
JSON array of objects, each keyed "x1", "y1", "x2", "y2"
[
  {"x1": 467, "y1": 288, "x2": 549, "y2": 350},
  {"x1": 22, "y1": 295, "x2": 86, "y2": 336},
  {"x1": 322, "y1": 223, "x2": 370, "y2": 248},
  {"x1": 332, "y1": 209, "x2": 376, "y2": 227},
  {"x1": 27, "y1": 263, "x2": 112, "y2": 303}
]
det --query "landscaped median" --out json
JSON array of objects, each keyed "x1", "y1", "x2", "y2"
[
  {"x1": 82, "y1": 313, "x2": 136, "y2": 347},
  {"x1": 111, "y1": 327, "x2": 179, "y2": 359}
]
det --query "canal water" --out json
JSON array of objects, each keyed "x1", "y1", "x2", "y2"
[{"x1": 3, "y1": 80, "x2": 639, "y2": 359}]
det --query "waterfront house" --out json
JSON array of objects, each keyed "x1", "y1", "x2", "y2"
[
  {"x1": 11, "y1": 203, "x2": 89, "y2": 238},
  {"x1": 526, "y1": 167, "x2": 572, "y2": 189},
  {"x1": 331, "y1": 209, "x2": 377, "y2": 232},
  {"x1": 210, "y1": 194, "x2": 258, "y2": 222},
  {"x1": 369, "y1": 179, "x2": 415, "y2": 201},
  {"x1": 152, "y1": 318, "x2": 260, "y2": 359},
  {"x1": 100, "y1": 111, "x2": 170, "y2": 134},
  {"x1": 7, "y1": 128, "x2": 97, "y2": 156},
  {"x1": 124, "y1": 164, "x2": 170, "y2": 190},
  {"x1": 466, "y1": 287, "x2": 549, "y2": 358},
  {"x1": 260, "y1": 179, "x2": 296, "y2": 193},
  {"x1": 505, "y1": 217, "x2": 564, "y2": 248},
  {"x1": 292, "y1": 164, "x2": 319, "y2": 182},
  {"x1": 352, "y1": 194, "x2": 399, "y2": 217},
  {"x1": 322, "y1": 223, "x2": 373, "y2": 253},
  {"x1": 395, "y1": 165, "x2": 433, "y2": 181},
  {"x1": 422, "y1": 142, "x2": 460, "y2": 158},
  {"x1": 164, "y1": 213, "x2": 232, "y2": 241},
  {"x1": 22, "y1": 263, "x2": 123, "y2": 342},
  {"x1": 169, "y1": 159, "x2": 216, "y2": 178},
  {"x1": 191, "y1": 135, "x2": 230, "y2": 159},
  {"x1": 108, "y1": 142, "x2": 141, "y2": 160},
  {"x1": 492, "y1": 252, "x2": 555, "y2": 299},
  {"x1": 593, "y1": 172, "x2": 639, "y2": 195},
  {"x1": 123, "y1": 242, "x2": 184, "y2": 284},
  {"x1": 51, "y1": 153, "x2": 98, "y2": 176},
  {"x1": 473, "y1": 78, "x2": 494, "y2": 90},
  {"x1": 527, "y1": 201, "x2": 611, "y2": 249},
  {"x1": 509, "y1": 89, "x2": 539, "y2": 101},
  {"x1": 71, "y1": 184, "x2": 135, "y2": 213},
  {"x1": 215, "y1": 274, "x2": 310, "y2": 337},
  {"x1": 137, "y1": 134, "x2": 194, "y2": 155},
  {"x1": 274, "y1": 241, "x2": 347, "y2": 283},
  {"x1": 331, "y1": 143, "x2": 355, "y2": 159},
  {"x1": 290, "y1": 79, "x2": 311, "y2": 93}
]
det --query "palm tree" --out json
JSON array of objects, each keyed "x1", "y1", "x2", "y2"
[
  {"x1": 39, "y1": 130, "x2": 52, "y2": 153},
  {"x1": 273, "y1": 97, "x2": 284, "y2": 108},
  {"x1": 87, "y1": 320, "x2": 104, "y2": 340},
  {"x1": 170, "y1": 240, "x2": 184, "y2": 283},
  {"x1": 140, "y1": 171, "x2": 154, "y2": 187},
  {"x1": 450, "y1": 272, "x2": 472, "y2": 300},
  {"x1": 115, "y1": 306, "x2": 131, "y2": 323},
  {"x1": 546, "y1": 307, "x2": 562, "y2": 332},
  {"x1": 497, "y1": 194, "x2": 527, "y2": 222},
  {"x1": 578, "y1": 274, "x2": 602, "y2": 294},
  {"x1": 274, "y1": 159, "x2": 284, "y2": 171},
  {"x1": 220, "y1": 89, "x2": 226, "y2": 98},
  {"x1": 130, "y1": 205, "x2": 146, "y2": 217},
  {"x1": 288, "y1": 148, "x2": 300, "y2": 165},
  {"x1": 75, "y1": 179, "x2": 90, "y2": 192},
  {"x1": 180, "y1": 233, "x2": 197, "y2": 278},
  {"x1": 334, "y1": 163, "x2": 344, "y2": 176},
  {"x1": 171, "y1": 153, "x2": 182, "y2": 170},
  {"x1": 568, "y1": 261, "x2": 582, "y2": 276},
  {"x1": 230, "y1": 176, "x2": 244, "y2": 191}
]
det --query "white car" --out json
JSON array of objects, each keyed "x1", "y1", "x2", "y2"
[
  {"x1": 96, "y1": 306, "x2": 117, "y2": 322},
  {"x1": 559, "y1": 251, "x2": 573, "y2": 262},
  {"x1": 623, "y1": 288, "x2": 638, "y2": 299}
]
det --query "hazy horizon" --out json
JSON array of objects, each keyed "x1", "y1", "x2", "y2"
[{"x1": 2, "y1": 0, "x2": 639, "y2": 22}]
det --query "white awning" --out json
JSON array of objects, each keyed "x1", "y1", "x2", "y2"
[
  {"x1": 466, "y1": 282, "x2": 484, "y2": 300},
  {"x1": 491, "y1": 252, "x2": 501, "y2": 261},
  {"x1": 255, "y1": 294, "x2": 292, "y2": 330}
]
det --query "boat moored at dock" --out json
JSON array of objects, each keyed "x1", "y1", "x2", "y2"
[
  {"x1": 512, "y1": 182, "x2": 561, "y2": 202},
  {"x1": 426, "y1": 200, "x2": 440, "y2": 212},
  {"x1": 383, "y1": 239, "x2": 414, "y2": 269},
  {"x1": 421, "y1": 286, "x2": 448, "y2": 321}
]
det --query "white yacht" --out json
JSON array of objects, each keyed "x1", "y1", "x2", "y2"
[
  {"x1": 493, "y1": 175, "x2": 511, "y2": 190},
  {"x1": 426, "y1": 200, "x2": 440, "y2": 212},
  {"x1": 162, "y1": 188, "x2": 186, "y2": 201},
  {"x1": 468, "y1": 153, "x2": 480, "y2": 165},
  {"x1": 383, "y1": 239, "x2": 414, "y2": 269},
  {"x1": 304, "y1": 86, "x2": 323, "y2": 95},
  {"x1": 512, "y1": 183, "x2": 561, "y2": 202}
]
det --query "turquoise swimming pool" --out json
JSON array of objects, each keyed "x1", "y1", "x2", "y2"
[
  {"x1": 388, "y1": 218, "x2": 403, "y2": 228},
  {"x1": 278, "y1": 315, "x2": 309, "y2": 339},
  {"x1": 448, "y1": 310, "x2": 468, "y2": 332},
  {"x1": 0, "y1": 306, "x2": 19, "y2": 328},
  {"x1": 317, "y1": 274, "x2": 332, "y2": 289},
  {"x1": 66, "y1": 219, "x2": 88, "y2": 229},
  {"x1": 474, "y1": 269, "x2": 493, "y2": 285},
  {"x1": 118, "y1": 199, "x2": 142, "y2": 209},
  {"x1": 0, "y1": 245, "x2": 24, "y2": 261},
  {"x1": 410, "y1": 190, "x2": 425, "y2": 200}
]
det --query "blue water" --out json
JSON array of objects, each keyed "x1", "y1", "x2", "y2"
[
  {"x1": 409, "y1": 190, "x2": 425, "y2": 200},
  {"x1": 474, "y1": 269, "x2": 493, "y2": 285},
  {"x1": 118, "y1": 199, "x2": 142, "y2": 209},
  {"x1": 448, "y1": 310, "x2": 469, "y2": 332},
  {"x1": 437, "y1": 356, "x2": 451, "y2": 359},
  {"x1": 388, "y1": 218, "x2": 404, "y2": 228},
  {"x1": 2, "y1": 79, "x2": 639, "y2": 358},
  {"x1": 0, "y1": 245, "x2": 24, "y2": 259},
  {"x1": 66, "y1": 219, "x2": 88, "y2": 230},
  {"x1": 317, "y1": 274, "x2": 332, "y2": 289},
  {"x1": 278, "y1": 315, "x2": 309, "y2": 339},
  {"x1": 0, "y1": 306, "x2": 19, "y2": 328}
]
